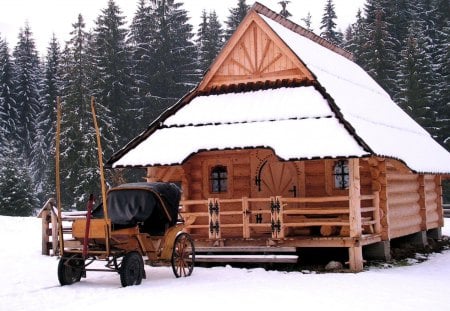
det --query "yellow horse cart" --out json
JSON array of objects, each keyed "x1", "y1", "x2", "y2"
[{"x1": 57, "y1": 182, "x2": 195, "y2": 287}]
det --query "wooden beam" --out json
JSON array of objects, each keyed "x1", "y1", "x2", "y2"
[
  {"x1": 436, "y1": 175, "x2": 444, "y2": 227},
  {"x1": 418, "y1": 175, "x2": 427, "y2": 231},
  {"x1": 349, "y1": 158, "x2": 362, "y2": 238},
  {"x1": 348, "y1": 158, "x2": 364, "y2": 271},
  {"x1": 242, "y1": 197, "x2": 250, "y2": 238}
]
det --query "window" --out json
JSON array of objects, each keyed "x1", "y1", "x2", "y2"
[
  {"x1": 333, "y1": 160, "x2": 349, "y2": 189},
  {"x1": 211, "y1": 166, "x2": 227, "y2": 193}
]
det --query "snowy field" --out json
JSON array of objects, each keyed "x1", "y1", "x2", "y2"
[{"x1": 1, "y1": 216, "x2": 450, "y2": 311}]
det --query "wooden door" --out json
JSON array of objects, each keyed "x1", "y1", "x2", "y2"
[
  {"x1": 248, "y1": 156, "x2": 299, "y2": 238},
  {"x1": 255, "y1": 161, "x2": 299, "y2": 198}
]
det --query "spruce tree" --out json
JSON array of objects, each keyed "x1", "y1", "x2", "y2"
[
  {"x1": 129, "y1": 0, "x2": 154, "y2": 117},
  {"x1": 359, "y1": 8, "x2": 397, "y2": 96},
  {"x1": 225, "y1": 0, "x2": 250, "y2": 40},
  {"x1": 301, "y1": 12, "x2": 314, "y2": 32},
  {"x1": 13, "y1": 24, "x2": 41, "y2": 163},
  {"x1": 0, "y1": 37, "x2": 18, "y2": 150},
  {"x1": 32, "y1": 35, "x2": 61, "y2": 203},
  {"x1": 91, "y1": 0, "x2": 132, "y2": 153},
  {"x1": 0, "y1": 145, "x2": 35, "y2": 216},
  {"x1": 436, "y1": 20, "x2": 450, "y2": 150},
  {"x1": 320, "y1": 0, "x2": 343, "y2": 46},
  {"x1": 148, "y1": 0, "x2": 198, "y2": 99},
  {"x1": 278, "y1": 1, "x2": 292, "y2": 18},
  {"x1": 398, "y1": 21, "x2": 435, "y2": 135},
  {"x1": 59, "y1": 14, "x2": 99, "y2": 209},
  {"x1": 197, "y1": 10, "x2": 224, "y2": 73}
]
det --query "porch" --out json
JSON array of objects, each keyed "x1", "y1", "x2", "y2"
[{"x1": 180, "y1": 181, "x2": 382, "y2": 271}]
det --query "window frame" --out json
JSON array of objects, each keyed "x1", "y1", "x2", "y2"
[
  {"x1": 333, "y1": 160, "x2": 349, "y2": 190},
  {"x1": 210, "y1": 165, "x2": 228, "y2": 193}
]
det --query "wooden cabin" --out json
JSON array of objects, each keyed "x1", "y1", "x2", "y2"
[{"x1": 106, "y1": 3, "x2": 450, "y2": 271}]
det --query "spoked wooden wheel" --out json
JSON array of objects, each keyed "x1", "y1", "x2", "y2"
[
  {"x1": 171, "y1": 233, "x2": 195, "y2": 278},
  {"x1": 58, "y1": 254, "x2": 84, "y2": 286},
  {"x1": 120, "y1": 251, "x2": 144, "y2": 287}
]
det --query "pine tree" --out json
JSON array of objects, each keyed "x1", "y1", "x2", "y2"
[
  {"x1": 359, "y1": 8, "x2": 398, "y2": 96},
  {"x1": 301, "y1": 12, "x2": 314, "y2": 32},
  {"x1": 398, "y1": 21, "x2": 435, "y2": 135},
  {"x1": 129, "y1": 0, "x2": 155, "y2": 116},
  {"x1": 13, "y1": 24, "x2": 41, "y2": 163},
  {"x1": 345, "y1": 9, "x2": 367, "y2": 64},
  {"x1": 0, "y1": 37, "x2": 18, "y2": 151},
  {"x1": 0, "y1": 145, "x2": 35, "y2": 216},
  {"x1": 148, "y1": 0, "x2": 198, "y2": 99},
  {"x1": 436, "y1": 20, "x2": 450, "y2": 150},
  {"x1": 225, "y1": 0, "x2": 250, "y2": 39},
  {"x1": 59, "y1": 14, "x2": 99, "y2": 209},
  {"x1": 91, "y1": 0, "x2": 132, "y2": 154},
  {"x1": 278, "y1": 1, "x2": 292, "y2": 18},
  {"x1": 32, "y1": 35, "x2": 61, "y2": 202},
  {"x1": 197, "y1": 10, "x2": 224, "y2": 73},
  {"x1": 320, "y1": 0, "x2": 343, "y2": 46}
]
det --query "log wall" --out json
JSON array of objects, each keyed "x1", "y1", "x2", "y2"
[
  {"x1": 424, "y1": 175, "x2": 443, "y2": 229},
  {"x1": 385, "y1": 160, "x2": 443, "y2": 239},
  {"x1": 147, "y1": 153, "x2": 443, "y2": 243}
]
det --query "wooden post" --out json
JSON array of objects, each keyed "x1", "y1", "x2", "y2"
[
  {"x1": 436, "y1": 176, "x2": 444, "y2": 227},
  {"x1": 90, "y1": 97, "x2": 108, "y2": 219},
  {"x1": 373, "y1": 191, "x2": 381, "y2": 234},
  {"x1": 348, "y1": 158, "x2": 363, "y2": 272},
  {"x1": 242, "y1": 197, "x2": 250, "y2": 238},
  {"x1": 41, "y1": 208, "x2": 50, "y2": 255},
  {"x1": 270, "y1": 196, "x2": 284, "y2": 239},
  {"x1": 278, "y1": 196, "x2": 285, "y2": 239},
  {"x1": 55, "y1": 96, "x2": 64, "y2": 255},
  {"x1": 208, "y1": 198, "x2": 221, "y2": 239},
  {"x1": 368, "y1": 157, "x2": 389, "y2": 240},
  {"x1": 418, "y1": 175, "x2": 427, "y2": 231},
  {"x1": 51, "y1": 208, "x2": 59, "y2": 255}
]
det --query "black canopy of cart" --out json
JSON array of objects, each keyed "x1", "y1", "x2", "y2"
[{"x1": 92, "y1": 182, "x2": 181, "y2": 235}]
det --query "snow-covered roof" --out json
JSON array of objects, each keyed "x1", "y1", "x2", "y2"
[
  {"x1": 113, "y1": 87, "x2": 367, "y2": 167},
  {"x1": 107, "y1": 4, "x2": 450, "y2": 174},
  {"x1": 259, "y1": 14, "x2": 450, "y2": 174}
]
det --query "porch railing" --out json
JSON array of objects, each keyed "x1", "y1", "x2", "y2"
[{"x1": 180, "y1": 192, "x2": 381, "y2": 240}]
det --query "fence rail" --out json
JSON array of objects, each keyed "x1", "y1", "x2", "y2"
[
  {"x1": 39, "y1": 192, "x2": 381, "y2": 255},
  {"x1": 180, "y1": 193, "x2": 380, "y2": 240},
  {"x1": 37, "y1": 199, "x2": 86, "y2": 256}
]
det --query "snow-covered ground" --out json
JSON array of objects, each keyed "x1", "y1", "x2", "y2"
[{"x1": 1, "y1": 216, "x2": 450, "y2": 311}]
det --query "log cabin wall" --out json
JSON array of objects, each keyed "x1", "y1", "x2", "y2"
[
  {"x1": 384, "y1": 159, "x2": 443, "y2": 239},
  {"x1": 147, "y1": 149, "x2": 383, "y2": 240},
  {"x1": 423, "y1": 175, "x2": 444, "y2": 229}
]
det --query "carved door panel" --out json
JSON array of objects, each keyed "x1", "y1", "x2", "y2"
[{"x1": 256, "y1": 161, "x2": 299, "y2": 198}]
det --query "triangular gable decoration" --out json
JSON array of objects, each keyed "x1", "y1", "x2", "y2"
[{"x1": 199, "y1": 11, "x2": 314, "y2": 91}]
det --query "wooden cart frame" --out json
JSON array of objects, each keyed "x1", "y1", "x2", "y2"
[
  {"x1": 57, "y1": 195, "x2": 195, "y2": 287},
  {"x1": 55, "y1": 97, "x2": 195, "y2": 287}
]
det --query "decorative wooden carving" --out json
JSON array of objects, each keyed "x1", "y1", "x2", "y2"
[{"x1": 199, "y1": 12, "x2": 314, "y2": 91}]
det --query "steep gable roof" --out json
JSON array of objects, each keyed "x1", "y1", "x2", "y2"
[
  {"x1": 107, "y1": 2, "x2": 450, "y2": 174},
  {"x1": 198, "y1": 10, "x2": 314, "y2": 91}
]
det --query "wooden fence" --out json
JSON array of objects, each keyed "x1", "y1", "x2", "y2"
[
  {"x1": 39, "y1": 193, "x2": 381, "y2": 256},
  {"x1": 37, "y1": 199, "x2": 86, "y2": 256},
  {"x1": 180, "y1": 193, "x2": 381, "y2": 240}
]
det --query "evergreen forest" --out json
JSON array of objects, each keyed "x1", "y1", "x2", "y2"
[{"x1": 0, "y1": 0, "x2": 448, "y2": 215}]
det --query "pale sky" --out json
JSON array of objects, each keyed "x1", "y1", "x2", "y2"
[{"x1": 0, "y1": 0, "x2": 366, "y2": 55}]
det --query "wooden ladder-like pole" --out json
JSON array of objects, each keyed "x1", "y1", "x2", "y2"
[
  {"x1": 55, "y1": 96, "x2": 64, "y2": 256},
  {"x1": 90, "y1": 97, "x2": 108, "y2": 220}
]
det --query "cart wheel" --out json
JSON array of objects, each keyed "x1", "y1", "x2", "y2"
[
  {"x1": 58, "y1": 255, "x2": 84, "y2": 286},
  {"x1": 120, "y1": 251, "x2": 144, "y2": 287},
  {"x1": 171, "y1": 233, "x2": 195, "y2": 278}
]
